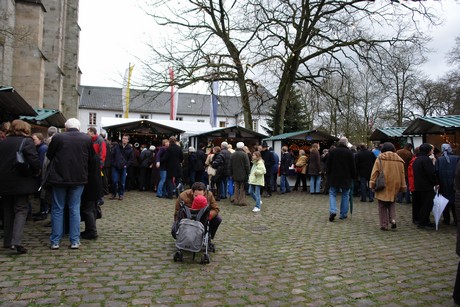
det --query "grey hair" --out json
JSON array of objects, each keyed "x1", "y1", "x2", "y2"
[{"x1": 65, "y1": 118, "x2": 81, "y2": 131}]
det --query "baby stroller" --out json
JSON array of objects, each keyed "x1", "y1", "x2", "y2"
[{"x1": 173, "y1": 201, "x2": 212, "y2": 264}]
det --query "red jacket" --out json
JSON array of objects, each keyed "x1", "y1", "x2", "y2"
[
  {"x1": 91, "y1": 135, "x2": 106, "y2": 169},
  {"x1": 407, "y1": 156, "x2": 417, "y2": 192}
]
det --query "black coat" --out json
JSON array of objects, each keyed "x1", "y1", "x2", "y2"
[
  {"x1": 0, "y1": 136, "x2": 41, "y2": 196},
  {"x1": 81, "y1": 153, "x2": 103, "y2": 202},
  {"x1": 326, "y1": 145, "x2": 356, "y2": 189},
  {"x1": 211, "y1": 152, "x2": 226, "y2": 179},
  {"x1": 111, "y1": 143, "x2": 134, "y2": 170},
  {"x1": 162, "y1": 143, "x2": 184, "y2": 178},
  {"x1": 195, "y1": 149, "x2": 207, "y2": 172},
  {"x1": 355, "y1": 149, "x2": 376, "y2": 180},
  {"x1": 279, "y1": 152, "x2": 293, "y2": 175},
  {"x1": 46, "y1": 129, "x2": 94, "y2": 186},
  {"x1": 261, "y1": 149, "x2": 275, "y2": 170},
  {"x1": 230, "y1": 148, "x2": 250, "y2": 181},
  {"x1": 413, "y1": 154, "x2": 437, "y2": 191},
  {"x1": 139, "y1": 149, "x2": 153, "y2": 168},
  {"x1": 221, "y1": 148, "x2": 232, "y2": 176}
]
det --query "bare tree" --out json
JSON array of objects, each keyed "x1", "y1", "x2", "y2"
[
  {"x1": 141, "y1": 0, "x2": 439, "y2": 133},
  {"x1": 140, "y1": 0, "x2": 261, "y2": 129},
  {"x1": 368, "y1": 41, "x2": 427, "y2": 126},
  {"x1": 447, "y1": 36, "x2": 460, "y2": 67},
  {"x1": 352, "y1": 66, "x2": 388, "y2": 142},
  {"x1": 407, "y1": 79, "x2": 454, "y2": 117}
]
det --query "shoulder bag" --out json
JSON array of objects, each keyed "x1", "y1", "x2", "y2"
[
  {"x1": 374, "y1": 157, "x2": 386, "y2": 191},
  {"x1": 16, "y1": 138, "x2": 31, "y2": 175}
]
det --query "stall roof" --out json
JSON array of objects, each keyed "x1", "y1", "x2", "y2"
[
  {"x1": 101, "y1": 118, "x2": 185, "y2": 134},
  {"x1": 263, "y1": 129, "x2": 338, "y2": 141},
  {"x1": 0, "y1": 86, "x2": 37, "y2": 121},
  {"x1": 20, "y1": 108, "x2": 66, "y2": 128},
  {"x1": 370, "y1": 127, "x2": 407, "y2": 140},
  {"x1": 402, "y1": 115, "x2": 460, "y2": 135},
  {"x1": 100, "y1": 117, "x2": 213, "y2": 135},
  {"x1": 190, "y1": 125, "x2": 268, "y2": 138}
]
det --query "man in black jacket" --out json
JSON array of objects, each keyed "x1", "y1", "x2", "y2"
[
  {"x1": 327, "y1": 137, "x2": 356, "y2": 222},
  {"x1": 162, "y1": 136, "x2": 184, "y2": 198},
  {"x1": 413, "y1": 143, "x2": 438, "y2": 229},
  {"x1": 47, "y1": 118, "x2": 94, "y2": 249},
  {"x1": 218, "y1": 142, "x2": 231, "y2": 199},
  {"x1": 261, "y1": 142, "x2": 275, "y2": 197},
  {"x1": 355, "y1": 144, "x2": 376, "y2": 202},
  {"x1": 230, "y1": 142, "x2": 251, "y2": 206}
]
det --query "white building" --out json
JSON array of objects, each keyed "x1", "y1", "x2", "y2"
[{"x1": 78, "y1": 85, "x2": 274, "y2": 135}]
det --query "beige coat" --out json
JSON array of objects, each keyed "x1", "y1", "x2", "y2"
[
  {"x1": 370, "y1": 151, "x2": 406, "y2": 202},
  {"x1": 296, "y1": 155, "x2": 308, "y2": 175}
]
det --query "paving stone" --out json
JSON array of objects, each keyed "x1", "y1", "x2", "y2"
[{"x1": 0, "y1": 191, "x2": 457, "y2": 305}]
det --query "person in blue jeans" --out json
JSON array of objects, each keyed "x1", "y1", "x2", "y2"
[
  {"x1": 155, "y1": 139, "x2": 170, "y2": 198},
  {"x1": 249, "y1": 151, "x2": 266, "y2": 212},
  {"x1": 326, "y1": 137, "x2": 356, "y2": 221},
  {"x1": 308, "y1": 143, "x2": 322, "y2": 194},
  {"x1": 355, "y1": 144, "x2": 376, "y2": 202},
  {"x1": 110, "y1": 135, "x2": 134, "y2": 200},
  {"x1": 46, "y1": 118, "x2": 94, "y2": 249},
  {"x1": 279, "y1": 146, "x2": 293, "y2": 194}
]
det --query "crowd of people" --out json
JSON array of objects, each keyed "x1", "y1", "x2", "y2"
[
  {"x1": 1, "y1": 120, "x2": 459, "y2": 257},
  {"x1": 0, "y1": 119, "x2": 104, "y2": 253},
  {"x1": 3, "y1": 120, "x2": 460, "y2": 302}
]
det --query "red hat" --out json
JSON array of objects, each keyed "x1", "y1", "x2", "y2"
[{"x1": 191, "y1": 195, "x2": 207, "y2": 210}]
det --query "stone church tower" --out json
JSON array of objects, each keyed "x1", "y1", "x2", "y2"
[{"x1": 0, "y1": 0, "x2": 80, "y2": 119}]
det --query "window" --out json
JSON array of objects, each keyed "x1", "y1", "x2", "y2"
[
  {"x1": 252, "y1": 120, "x2": 259, "y2": 132},
  {"x1": 176, "y1": 117, "x2": 183, "y2": 121},
  {"x1": 140, "y1": 114, "x2": 149, "y2": 119},
  {"x1": 219, "y1": 121, "x2": 226, "y2": 128},
  {"x1": 115, "y1": 114, "x2": 122, "y2": 118},
  {"x1": 197, "y1": 119, "x2": 205, "y2": 123},
  {"x1": 89, "y1": 112, "x2": 96, "y2": 125}
]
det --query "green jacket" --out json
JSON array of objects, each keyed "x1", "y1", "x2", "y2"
[{"x1": 249, "y1": 159, "x2": 266, "y2": 186}]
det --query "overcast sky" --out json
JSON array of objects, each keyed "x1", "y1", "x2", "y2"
[{"x1": 78, "y1": 0, "x2": 460, "y2": 91}]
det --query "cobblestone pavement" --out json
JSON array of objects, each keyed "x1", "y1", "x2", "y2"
[{"x1": 0, "y1": 190, "x2": 458, "y2": 306}]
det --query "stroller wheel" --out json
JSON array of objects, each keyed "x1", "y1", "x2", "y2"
[
  {"x1": 201, "y1": 254, "x2": 210, "y2": 264},
  {"x1": 208, "y1": 242, "x2": 215, "y2": 253},
  {"x1": 173, "y1": 251, "x2": 183, "y2": 262}
]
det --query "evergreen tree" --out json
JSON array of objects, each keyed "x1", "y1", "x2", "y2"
[{"x1": 264, "y1": 88, "x2": 310, "y2": 135}]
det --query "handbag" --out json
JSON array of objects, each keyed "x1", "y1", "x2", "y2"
[
  {"x1": 374, "y1": 158, "x2": 386, "y2": 191},
  {"x1": 207, "y1": 166, "x2": 217, "y2": 176},
  {"x1": 16, "y1": 138, "x2": 31, "y2": 175},
  {"x1": 295, "y1": 167, "x2": 303, "y2": 173}
]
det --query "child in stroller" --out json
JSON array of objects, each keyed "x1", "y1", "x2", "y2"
[
  {"x1": 173, "y1": 195, "x2": 212, "y2": 263},
  {"x1": 172, "y1": 182, "x2": 222, "y2": 249}
]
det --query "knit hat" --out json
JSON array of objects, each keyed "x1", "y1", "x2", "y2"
[{"x1": 191, "y1": 195, "x2": 207, "y2": 210}]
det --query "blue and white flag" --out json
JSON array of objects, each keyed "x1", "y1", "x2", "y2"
[{"x1": 210, "y1": 80, "x2": 218, "y2": 127}]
